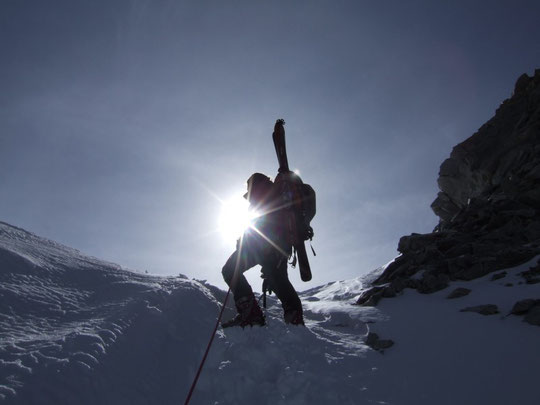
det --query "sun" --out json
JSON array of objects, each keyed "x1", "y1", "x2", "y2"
[{"x1": 218, "y1": 195, "x2": 257, "y2": 243}]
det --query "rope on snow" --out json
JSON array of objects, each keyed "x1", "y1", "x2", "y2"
[{"x1": 183, "y1": 287, "x2": 231, "y2": 405}]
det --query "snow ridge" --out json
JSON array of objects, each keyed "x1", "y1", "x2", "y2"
[
  {"x1": 0, "y1": 221, "x2": 220, "y2": 404},
  {"x1": 0, "y1": 221, "x2": 376, "y2": 404}
]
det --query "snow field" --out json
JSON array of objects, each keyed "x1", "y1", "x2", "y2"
[
  {"x1": 2, "y1": 221, "x2": 540, "y2": 405},
  {"x1": 363, "y1": 255, "x2": 540, "y2": 405},
  {"x1": 198, "y1": 313, "x2": 367, "y2": 405},
  {"x1": 0, "y1": 221, "x2": 221, "y2": 404}
]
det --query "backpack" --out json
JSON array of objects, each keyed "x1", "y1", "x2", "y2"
[
  {"x1": 271, "y1": 119, "x2": 316, "y2": 282},
  {"x1": 300, "y1": 183, "x2": 316, "y2": 241},
  {"x1": 274, "y1": 171, "x2": 316, "y2": 281}
]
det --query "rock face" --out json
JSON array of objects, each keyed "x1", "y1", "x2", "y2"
[
  {"x1": 358, "y1": 70, "x2": 540, "y2": 306},
  {"x1": 431, "y1": 71, "x2": 540, "y2": 226}
]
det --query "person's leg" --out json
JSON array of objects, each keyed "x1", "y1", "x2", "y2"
[
  {"x1": 222, "y1": 249, "x2": 256, "y2": 299},
  {"x1": 221, "y1": 244, "x2": 265, "y2": 327},
  {"x1": 262, "y1": 255, "x2": 303, "y2": 324}
]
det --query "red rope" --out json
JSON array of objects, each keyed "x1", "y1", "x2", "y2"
[{"x1": 183, "y1": 287, "x2": 231, "y2": 405}]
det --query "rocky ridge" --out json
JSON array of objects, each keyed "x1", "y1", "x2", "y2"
[{"x1": 358, "y1": 70, "x2": 540, "y2": 326}]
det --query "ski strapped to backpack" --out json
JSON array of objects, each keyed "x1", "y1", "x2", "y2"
[{"x1": 272, "y1": 119, "x2": 316, "y2": 282}]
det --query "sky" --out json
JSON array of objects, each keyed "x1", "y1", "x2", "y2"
[{"x1": 1, "y1": 0, "x2": 539, "y2": 291}]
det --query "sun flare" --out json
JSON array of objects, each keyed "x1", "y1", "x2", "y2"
[{"x1": 218, "y1": 195, "x2": 257, "y2": 243}]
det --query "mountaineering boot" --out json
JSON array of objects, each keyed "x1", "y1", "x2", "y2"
[
  {"x1": 222, "y1": 294, "x2": 266, "y2": 328},
  {"x1": 284, "y1": 308, "x2": 304, "y2": 326}
]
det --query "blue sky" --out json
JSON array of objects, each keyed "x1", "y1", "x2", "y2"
[{"x1": 1, "y1": 1, "x2": 539, "y2": 290}]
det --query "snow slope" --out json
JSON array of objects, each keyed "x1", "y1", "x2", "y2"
[{"x1": 1, "y1": 221, "x2": 539, "y2": 404}]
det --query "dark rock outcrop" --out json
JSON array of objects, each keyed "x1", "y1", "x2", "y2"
[
  {"x1": 460, "y1": 304, "x2": 499, "y2": 316},
  {"x1": 491, "y1": 271, "x2": 507, "y2": 281},
  {"x1": 431, "y1": 71, "x2": 540, "y2": 225},
  {"x1": 510, "y1": 298, "x2": 540, "y2": 326},
  {"x1": 511, "y1": 299, "x2": 539, "y2": 315},
  {"x1": 356, "y1": 286, "x2": 385, "y2": 306},
  {"x1": 446, "y1": 287, "x2": 471, "y2": 299},
  {"x1": 520, "y1": 262, "x2": 540, "y2": 284},
  {"x1": 524, "y1": 306, "x2": 540, "y2": 326},
  {"x1": 358, "y1": 70, "x2": 540, "y2": 307},
  {"x1": 365, "y1": 332, "x2": 394, "y2": 352}
]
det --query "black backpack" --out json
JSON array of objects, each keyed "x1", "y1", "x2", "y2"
[
  {"x1": 298, "y1": 182, "x2": 316, "y2": 242},
  {"x1": 271, "y1": 119, "x2": 316, "y2": 282},
  {"x1": 273, "y1": 171, "x2": 316, "y2": 282}
]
